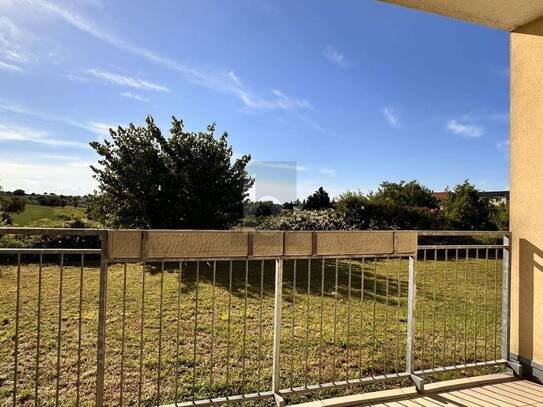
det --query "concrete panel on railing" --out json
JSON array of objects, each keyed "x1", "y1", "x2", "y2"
[{"x1": 107, "y1": 229, "x2": 418, "y2": 260}]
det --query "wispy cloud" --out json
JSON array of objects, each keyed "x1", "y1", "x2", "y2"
[
  {"x1": 382, "y1": 106, "x2": 400, "y2": 128},
  {"x1": 0, "y1": 15, "x2": 60, "y2": 71},
  {"x1": 322, "y1": 45, "x2": 349, "y2": 68},
  {"x1": 0, "y1": 99, "x2": 115, "y2": 136},
  {"x1": 446, "y1": 119, "x2": 484, "y2": 138},
  {"x1": 0, "y1": 124, "x2": 88, "y2": 147},
  {"x1": 11, "y1": 0, "x2": 312, "y2": 114},
  {"x1": 0, "y1": 60, "x2": 23, "y2": 72},
  {"x1": 87, "y1": 68, "x2": 169, "y2": 92},
  {"x1": 120, "y1": 91, "x2": 149, "y2": 102},
  {"x1": 319, "y1": 168, "x2": 337, "y2": 177}
]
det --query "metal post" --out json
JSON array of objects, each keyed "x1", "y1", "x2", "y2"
[
  {"x1": 407, "y1": 254, "x2": 424, "y2": 391},
  {"x1": 502, "y1": 235, "x2": 512, "y2": 362},
  {"x1": 96, "y1": 231, "x2": 108, "y2": 406},
  {"x1": 272, "y1": 259, "x2": 285, "y2": 407}
]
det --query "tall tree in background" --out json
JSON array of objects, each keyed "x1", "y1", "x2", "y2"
[
  {"x1": 442, "y1": 180, "x2": 495, "y2": 230},
  {"x1": 304, "y1": 187, "x2": 332, "y2": 210},
  {"x1": 90, "y1": 116, "x2": 254, "y2": 229},
  {"x1": 372, "y1": 180, "x2": 439, "y2": 209}
]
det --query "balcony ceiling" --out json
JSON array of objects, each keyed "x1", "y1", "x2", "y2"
[{"x1": 379, "y1": 0, "x2": 543, "y2": 31}]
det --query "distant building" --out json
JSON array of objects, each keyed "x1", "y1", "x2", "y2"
[
  {"x1": 479, "y1": 191, "x2": 510, "y2": 205},
  {"x1": 432, "y1": 190, "x2": 509, "y2": 206}
]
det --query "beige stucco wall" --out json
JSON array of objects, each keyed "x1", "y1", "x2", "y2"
[{"x1": 510, "y1": 16, "x2": 543, "y2": 365}]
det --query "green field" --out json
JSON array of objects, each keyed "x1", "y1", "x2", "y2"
[
  {"x1": 0, "y1": 256, "x2": 504, "y2": 406},
  {"x1": 11, "y1": 205, "x2": 87, "y2": 226}
]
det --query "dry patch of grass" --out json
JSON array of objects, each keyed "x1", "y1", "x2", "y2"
[{"x1": 0, "y1": 255, "x2": 503, "y2": 406}]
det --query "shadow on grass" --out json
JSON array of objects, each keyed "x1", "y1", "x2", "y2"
[{"x1": 143, "y1": 258, "x2": 409, "y2": 306}]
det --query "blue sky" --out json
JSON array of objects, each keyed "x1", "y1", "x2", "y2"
[{"x1": 0, "y1": 0, "x2": 510, "y2": 199}]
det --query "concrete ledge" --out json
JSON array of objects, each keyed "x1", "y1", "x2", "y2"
[
  {"x1": 107, "y1": 230, "x2": 142, "y2": 259},
  {"x1": 511, "y1": 353, "x2": 543, "y2": 383},
  {"x1": 107, "y1": 230, "x2": 419, "y2": 260}
]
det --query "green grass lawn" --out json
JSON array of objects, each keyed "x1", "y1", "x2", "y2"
[
  {"x1": 11, "y1": 205, "x2": 87, "y2": 226},
  {"x1": 0, "y1": 255, "x2": 504, "y2": 406}
]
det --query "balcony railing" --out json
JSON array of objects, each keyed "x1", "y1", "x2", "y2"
[{"x1": 0, "y1": 228, "x2": 511, "y2": 406}]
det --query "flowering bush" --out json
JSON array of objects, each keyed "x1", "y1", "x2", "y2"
[{"x1": 257, "y1": 209, "x2": 351, "y2": 231}]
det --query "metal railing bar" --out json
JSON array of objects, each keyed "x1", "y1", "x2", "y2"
[
  {"x1": 55, "y1": 253, "x2": 64, "y2": 407},
  {"x1": 119, "y1": 262, "x2": 127, "y2": 407},
  {"x1": 417, "y1": 231, "x2": 510, "y2": 237},
  {"x1": 493, "y1": 248, "x2": 499, "y2": 362},
  {"x1": 442, "y1": 249, "x2": 448, "y2": 367},
  {"x1": 291, "y1": 259, "x2": 297, "y2": 389},
  {"x1": 161, "y1": 391, "x2": 275, "y2": 407},
  {"x1": 420, "y1": 249, "x2": 427, "y2": 370},
  {"x1": 241, "y1": 260, "x2": 248, "y2": 394},
  {"x1": 257, "y1": 260, "x2": 264, "y2": 390},
  {"x1": 371, "y1": 258, "x2": 377, "y2": 377},
  {"x1": 474, "y1": 248, "x2": 479, "y2": 363},
  {"x1": 484, "y1": 248, "x2": 489, "y2": 362},
  {"x1": 395, "y1": 257, "x2": 401, "y2": 374},
  {"x1": 318, "y1": 258, "x2": 324, "y2": 384},
  {"x1": 304, "y1": 259, "x2": 311, "y2": 387},
  {"x1": 414, "y1": 359, "x2": 507, "y2": 375},
  {"x1": 345, "y1": 258, "x2": 352, "y2": 381},
  {"x1": 453, "y1": 249, "x2": 459, "y2": 367},
  {"x1": 157, "y1": 260, "x2": 165, "y2": 405},
  {"x1": 0, "y1": 248, "x2": 102, "y2": 254},
  {"x1": 34, "y1": 253, "x2": 43, "y2": 407},
  {"x1": 358, "y1": 257, "x2": 365, "y2": 379},
  {"x1": 0, "y1": 227, "x2": 105, "y2": 236},
  {"x1": 192, "y1": 261, "x2": 200, "y2": 401},
  {"x1": 226, "y1": 260, "x2": 233, "y2": 396},
  {"x1": 431, "y1": 249, "x2": 437, "y2": 371},
  {"x1": 332, "y1": 258, "x2": 338, "y2": 382},
  {"x1": 13, "y1": 253, "x2": 21, "y2": 407},
  {"x1": 77, "y1": 254, "x2": 85, "y2": 406},
  {"x1": 209, "y1": 261, "x2": 216, "y2": 397},
  {"x1": 464, "y1": 249, "x2": 469, "y2": 364},
  {"x1": 383, "y1": 257, "x2": 390, "y2": 376},
  {"x1": 175, "y1": 261, "x2": 183, "y2": 404},
  {"x1": 418, "y1": 244, "x2": 507, "y2": 250},
  {"x1": 137, "y1": 261, "x2": 146, "y2": 407},
  {"x1": 280, "y1": 372, "x2": 411, "y2": 395}
]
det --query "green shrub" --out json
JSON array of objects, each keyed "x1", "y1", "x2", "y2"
[{"x1": 258, "y1": 209, "x2": 351, "y2": 230}]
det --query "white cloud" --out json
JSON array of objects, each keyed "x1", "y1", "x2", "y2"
[
  {"x1": 0, "y1": 124, "x2": 88, "y2": 147},
  {"x1": 0, "y1": 15, "x2": 60, "y2": 70},
  {"x1": 382, "y1": 106, "x2": 400, "y2": 128},
  {"x1": 120, "y1": 91, "x2": 149, "y2": 102},
  {"x1": 87, "y1": 68, "x2": 169, "y2": 92},
  {"x1": 322, "y1": 45, "x2": 349, "y2": 68},
  {"x1": 8, "y1": 0, "x2": 311, "y2": 113},
  {"x1": 446, "y1": 119, "x2": 484, "y2": 138},
  {"x1": 0, "y1": 60, "x2": 23, "y2": 72},
  {"x1": 319, "y1": 168, "x2": 337, "y2": 177},
  {"x1": 0, "y1": 99, "x2": 115, "y2": 136},
  {"x1": 0, "y1": 159, "x2": 96, "y2": 195}
]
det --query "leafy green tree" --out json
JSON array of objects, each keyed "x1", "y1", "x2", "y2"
[
  {"x1": 442, "y1": 180, "x2": 495, "y2": 230},
  {"x1": 304, "y1": 187, "x2": 332, "y2": 210},
  {"x1": 372, "y1": 180, "x2": 439, "y2": 209},
  {"x1": 490, "y1": 202, "x2": 509, "y2": 231},
  {"x1": 89, "y1": 116, "x2": 254, "y2": 229}
]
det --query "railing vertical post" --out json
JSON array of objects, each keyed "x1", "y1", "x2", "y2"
[
  {"x1": 272, "y1": 259, "x2": 285, "y2": 407},
  {"x1": 501, "y1": 234, "x2": 511, "y2": 362},
  {"x1": 407, "y1": 252, "x2": 424, "y2": 391},
  {"x1": 96, "y1": 231, "x2": 109, "y2": 407}
]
